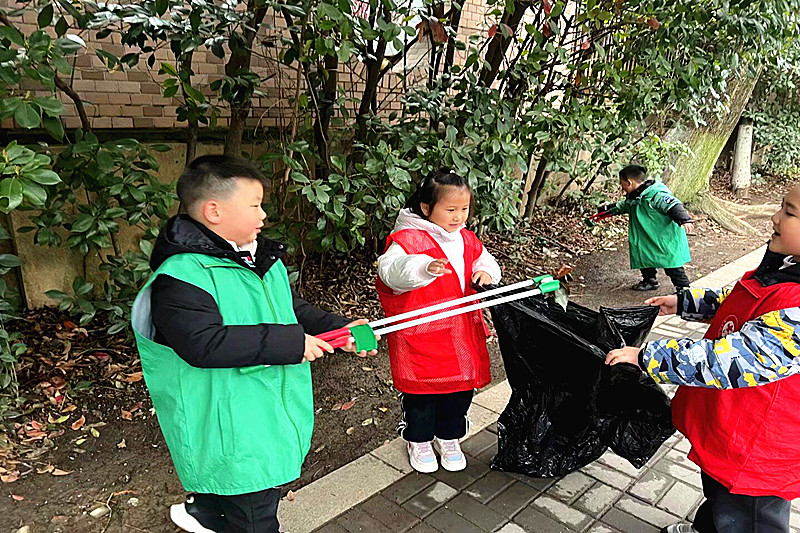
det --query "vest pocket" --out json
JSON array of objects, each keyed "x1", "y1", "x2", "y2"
[{"x1": 403, "y1": 330, "x2": 462, "y2": 380}]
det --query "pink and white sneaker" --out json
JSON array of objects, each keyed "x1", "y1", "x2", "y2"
[
  {"x1": 434, "y1": 438, "x2": 467, "y2": 471},
  {"x1": 407, "y1": 441, "x2": 438, "y2": 473}
]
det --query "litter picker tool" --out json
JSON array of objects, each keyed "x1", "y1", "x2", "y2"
[
  {"x1": 315, "y1": 275, "x2": 561, "y2": 352},
  {"x1": 584, "y1": 210, "x2": 614, "y2": 227}
]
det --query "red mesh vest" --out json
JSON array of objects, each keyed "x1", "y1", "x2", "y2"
[
  {"x1": 376, "y1": 228, "x2": 491, "y2": 394},
  {"x1": 672, "y1": 271, "x2": 800, "y2": 498}
]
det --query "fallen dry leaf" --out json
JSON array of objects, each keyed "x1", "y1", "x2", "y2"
[
  {"x1": 123, "y1": 372, "x2": 143, "y2": 383},
  {"x1": 121, "y1": 410, "x2": 132, "y2": 420},
  {"x1": 71, "y1": 416, "x2": 85, "y2": 431},
  {"x1": 341, "y1": 399, "x2": 356, "y2": 411},
  {"x1": 90, "y1": 428, "x2": 100, "y2": 438},
  {"x1": 117, "y1": 439, "x2": 126, "y2": 449},
  {"x1": 361, "y1": 418, "x2": 373, "y2": 426},
  {"x1": 51, "y1": 469, "x2": 72, "y2": 476},
  {"x1": 11, "y1": 494, "x2": 24, "y2": 501},
  {"x1": 1, "y1": 473, "x2": 19, "y2": 483},
  {"x1": 286, "y1": 490, "x2": 296, "y2": 501},
  {"x1": 345, "y1": 426, "x2": 354, "y2": 435},
  {"x1": 330, "y1": 403, "x2": 343, "y2": 411},
  {"x1": 36, "y1": 464, "x2": 54, "y2": 474},
  {"x1": 314, "y1": 445, "x2": 326, "y2": 453}
]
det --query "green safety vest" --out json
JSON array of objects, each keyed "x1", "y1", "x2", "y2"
[
  {"x1": 131, "y1": 253, "x2": 312, "y2": 495},
  {"x1": 612, "y1": 181, "x2": 691, "y2": 270}
]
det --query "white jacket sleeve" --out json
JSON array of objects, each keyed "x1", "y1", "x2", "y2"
[
  {"x1": 472, "y1": 246, "x2": 502, "y2": 284},
  {"x1": 377, "y1": 242, "x2": 440, "y2": 294}
]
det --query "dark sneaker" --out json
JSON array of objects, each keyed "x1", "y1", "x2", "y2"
[
  {"x1": 170, "y1": 493, "x2": 225, "y2": 533},
  {"x1": 632, "y1": 280, "x2": 660, "y2": 291}
]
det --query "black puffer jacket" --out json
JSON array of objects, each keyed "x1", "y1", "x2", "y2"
[{"x1": 150, "y1": 215, "x2": 349, "y2": 368}]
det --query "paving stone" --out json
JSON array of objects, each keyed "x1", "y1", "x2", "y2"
[
  {"x1": 665, "y1": 448, "x2": 701, "y2": 472},
  {"x1": 382, "y1": 473, "x2": 436, "y2": 505},
  {"x1": 462, "y1": 430, "x2": 497, "y2": 457},
  {"x1": 672, "y1": 437, "x2": 691, "y2": 454},
  {"x1": 791, "y1": 509, "x2": 800, "y2": 528},
  {"x1": 463, "y1": 469, "x2": 516, "y2": 503},
  {"x1": 423, "y1": 506, "x2": 485, "y2": 533},
  {"x1": 431, "y1": 458, "x2": 490, "y2": 490},
  {"x1": 574, "y1": 482, "x2": 623, "y2": 518},
  {"x1": 652, "y1": 458, "x2": 703, "y2": 487},
  {"x1": 359, "y1": 494, "x2": 420, "y2": 531},
  {"x1": 600, "y1": 508, "x2": 660, "y2": 533},
  {"x1": 579, "y1": 462, "x2": 635, "y2": 491},
  {"x1": 405, "y1": 522, "x2": 439, "y2": 533},
  {"x1": 616, "y1": 495, "x2": 680, "y2": 528},
  {"x1": 487, "y1": 481, "x2": 540, "y2": 515},
  {"x1": 475, "y1": 441, "x2": 499, "y2": 465},
  {"x1": 445, "y1": 493, "x2": 508, "y2": 531},
  {"x1": 512, "y1": 507, "x2": 574, "y2": 532},
  {"x1": 657, "y1": 481, "x2": 703, "y2": 518},
  {"x1": 486, "y1": 422, "x2": 498, "y2": 434},
  {"x1": 585, "y1": 524, "x2": 621, "y2": 533},
  {"x1": 312, "y1": 522, "x2": 351, "y2": 533},
  {"x1": 597, "y1": 452, "x2": 644, "y2": 478},
  {"x1": 510, "y1": 472, "x2": 557, "y2": 492},
  {"x1": 336, "y1": 507, "x2": 396, "y2": 533},
  {"x1": 402, "y1": 481, "x2": 459, "y2": 518},
  {"x1": 548, "y1": 471, "x2": 596, "y2": 502},
  {"x1": 530, "y1": 494, "x2": 593, "y2": 531},
  {"x1": 495, "y1": 524, "x2": 528, "y2": 533},
  {"x1": 629, "y1": 470, "x2": 675, "y2": 504}
]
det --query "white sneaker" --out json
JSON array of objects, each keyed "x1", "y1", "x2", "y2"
[
  {"x1": 169, "y1": 494, "x2": 224, "y2": 533},
  {"x1": 661, "y1": 524, "x2": 700, "y2": 533},
  {"x1": 407, "y1": 441, "x2": 438, "y2": 473},
  {"x1": 434, "y1": 438, "x2": 467, "y2": 471}
]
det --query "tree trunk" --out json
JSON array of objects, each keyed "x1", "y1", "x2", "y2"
[
  {"x1": 478, "y1": 1, "x2": 529, "y2": 87},
  {"x1": 664, "y1": 71, "x2": 759, "y2": 203},
  {"x1": 523, "y1": 156, "x2": 549, "y2": 221},
  {"x1": 313, "y1": 53, "x2": 338, "y2": 179},
  {"x1": 731, "y1": 117, "x2": 754, "y2": 198},
  {"x1": 223, "y1": 0, "x2": 269, "y2": 156}
]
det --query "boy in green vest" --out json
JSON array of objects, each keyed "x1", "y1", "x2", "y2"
[
  {"x1": 131, "y1": 155, "x2": 376, "y2": 533},
  {"x1": 599, "y1": 164, "x2": 694, "y2": 292}
]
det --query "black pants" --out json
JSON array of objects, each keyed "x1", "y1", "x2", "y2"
[
  {"x1": 640, "y1": 266, "x2": 691, "y2": 289},
  {"x1": 399, "y1": 390, "x2": 473, "y2": 443},
  {"x1": 198, "y1": 488, "x2": 281, "y2": 533},
  {"x1": 693, "y1": 472, "x2": 791, "y2": 533}
]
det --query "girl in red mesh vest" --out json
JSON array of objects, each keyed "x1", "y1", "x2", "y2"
[{"x1": 376, "y1": 170, "x2": 501, "y2": 473}]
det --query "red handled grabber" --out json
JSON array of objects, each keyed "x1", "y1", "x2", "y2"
[
  {"x1": 584, "y1": 210, "x2": 613, "y2": 227},
  {"x1": 315, "y1": 275, "x2": 561, "y2": 352}
]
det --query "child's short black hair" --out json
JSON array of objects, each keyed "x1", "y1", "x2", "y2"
[
  {"x1": 177, "y1": 155, "x2": 267, "y2": 214},
  {"x1": 405, "y1": 168, "x2": 473, "y2": 219},
  {"x1": 619, "y1": 164, "x2": 647, "y2": 182}
]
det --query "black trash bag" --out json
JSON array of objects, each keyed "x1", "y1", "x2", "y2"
[{"x1": 485, "y1": 290, "x2": 675, "y2": 478}]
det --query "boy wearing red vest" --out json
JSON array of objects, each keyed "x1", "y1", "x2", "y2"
[
  {"x1": 606, "y1": 184, "x2": 800, "y2": 533},
  {"x1": 377, "y1": 170, "x2": 501, "y2": 474}
]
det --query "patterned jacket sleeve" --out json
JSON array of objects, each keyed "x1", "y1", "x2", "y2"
[
  {"x1": 641, "y1": 307, "x2": 800, "y2": 389},
  {"x1": 680, "y1": 287, "x2": 732, "y2": 322}
]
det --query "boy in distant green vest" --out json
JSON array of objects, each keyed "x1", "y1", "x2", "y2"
[
  {"x1": 131, "y1": 155, "x2": 376, "y2": 533},
  {"x1": 599, "y1": 164, "x2": 694, "y2": 292}
]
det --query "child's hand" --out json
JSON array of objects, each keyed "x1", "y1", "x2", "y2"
[
  {"x1": 644, "y1": 294, "x2": 678, "y2": 316},
  {"x1": 683, "y1": 222, "x2": 695, "y2": 235},
  {"x1": 605, "y1": 346, "x2": 641, "y2": 366},
  {"x1": 304, "y1": 335, "x2": 334, "y2": 362},
  {"x1": 472, "y1": 270, "x2": 492, "y2": 286},
  {"x1": 427, "y1": 259, "x2": 452, "y2": 276},
  {"x1": 341, "y1": 319, "x2": 380, "y2": 358}
]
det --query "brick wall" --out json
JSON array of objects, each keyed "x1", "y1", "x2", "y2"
[{"x1": 0, "y1": 1, "x2": 498, "y2": 133}]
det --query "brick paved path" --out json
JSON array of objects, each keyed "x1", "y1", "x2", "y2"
[{"x1": 312, "y1": 316, "x2": 800, "y2": 532}]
